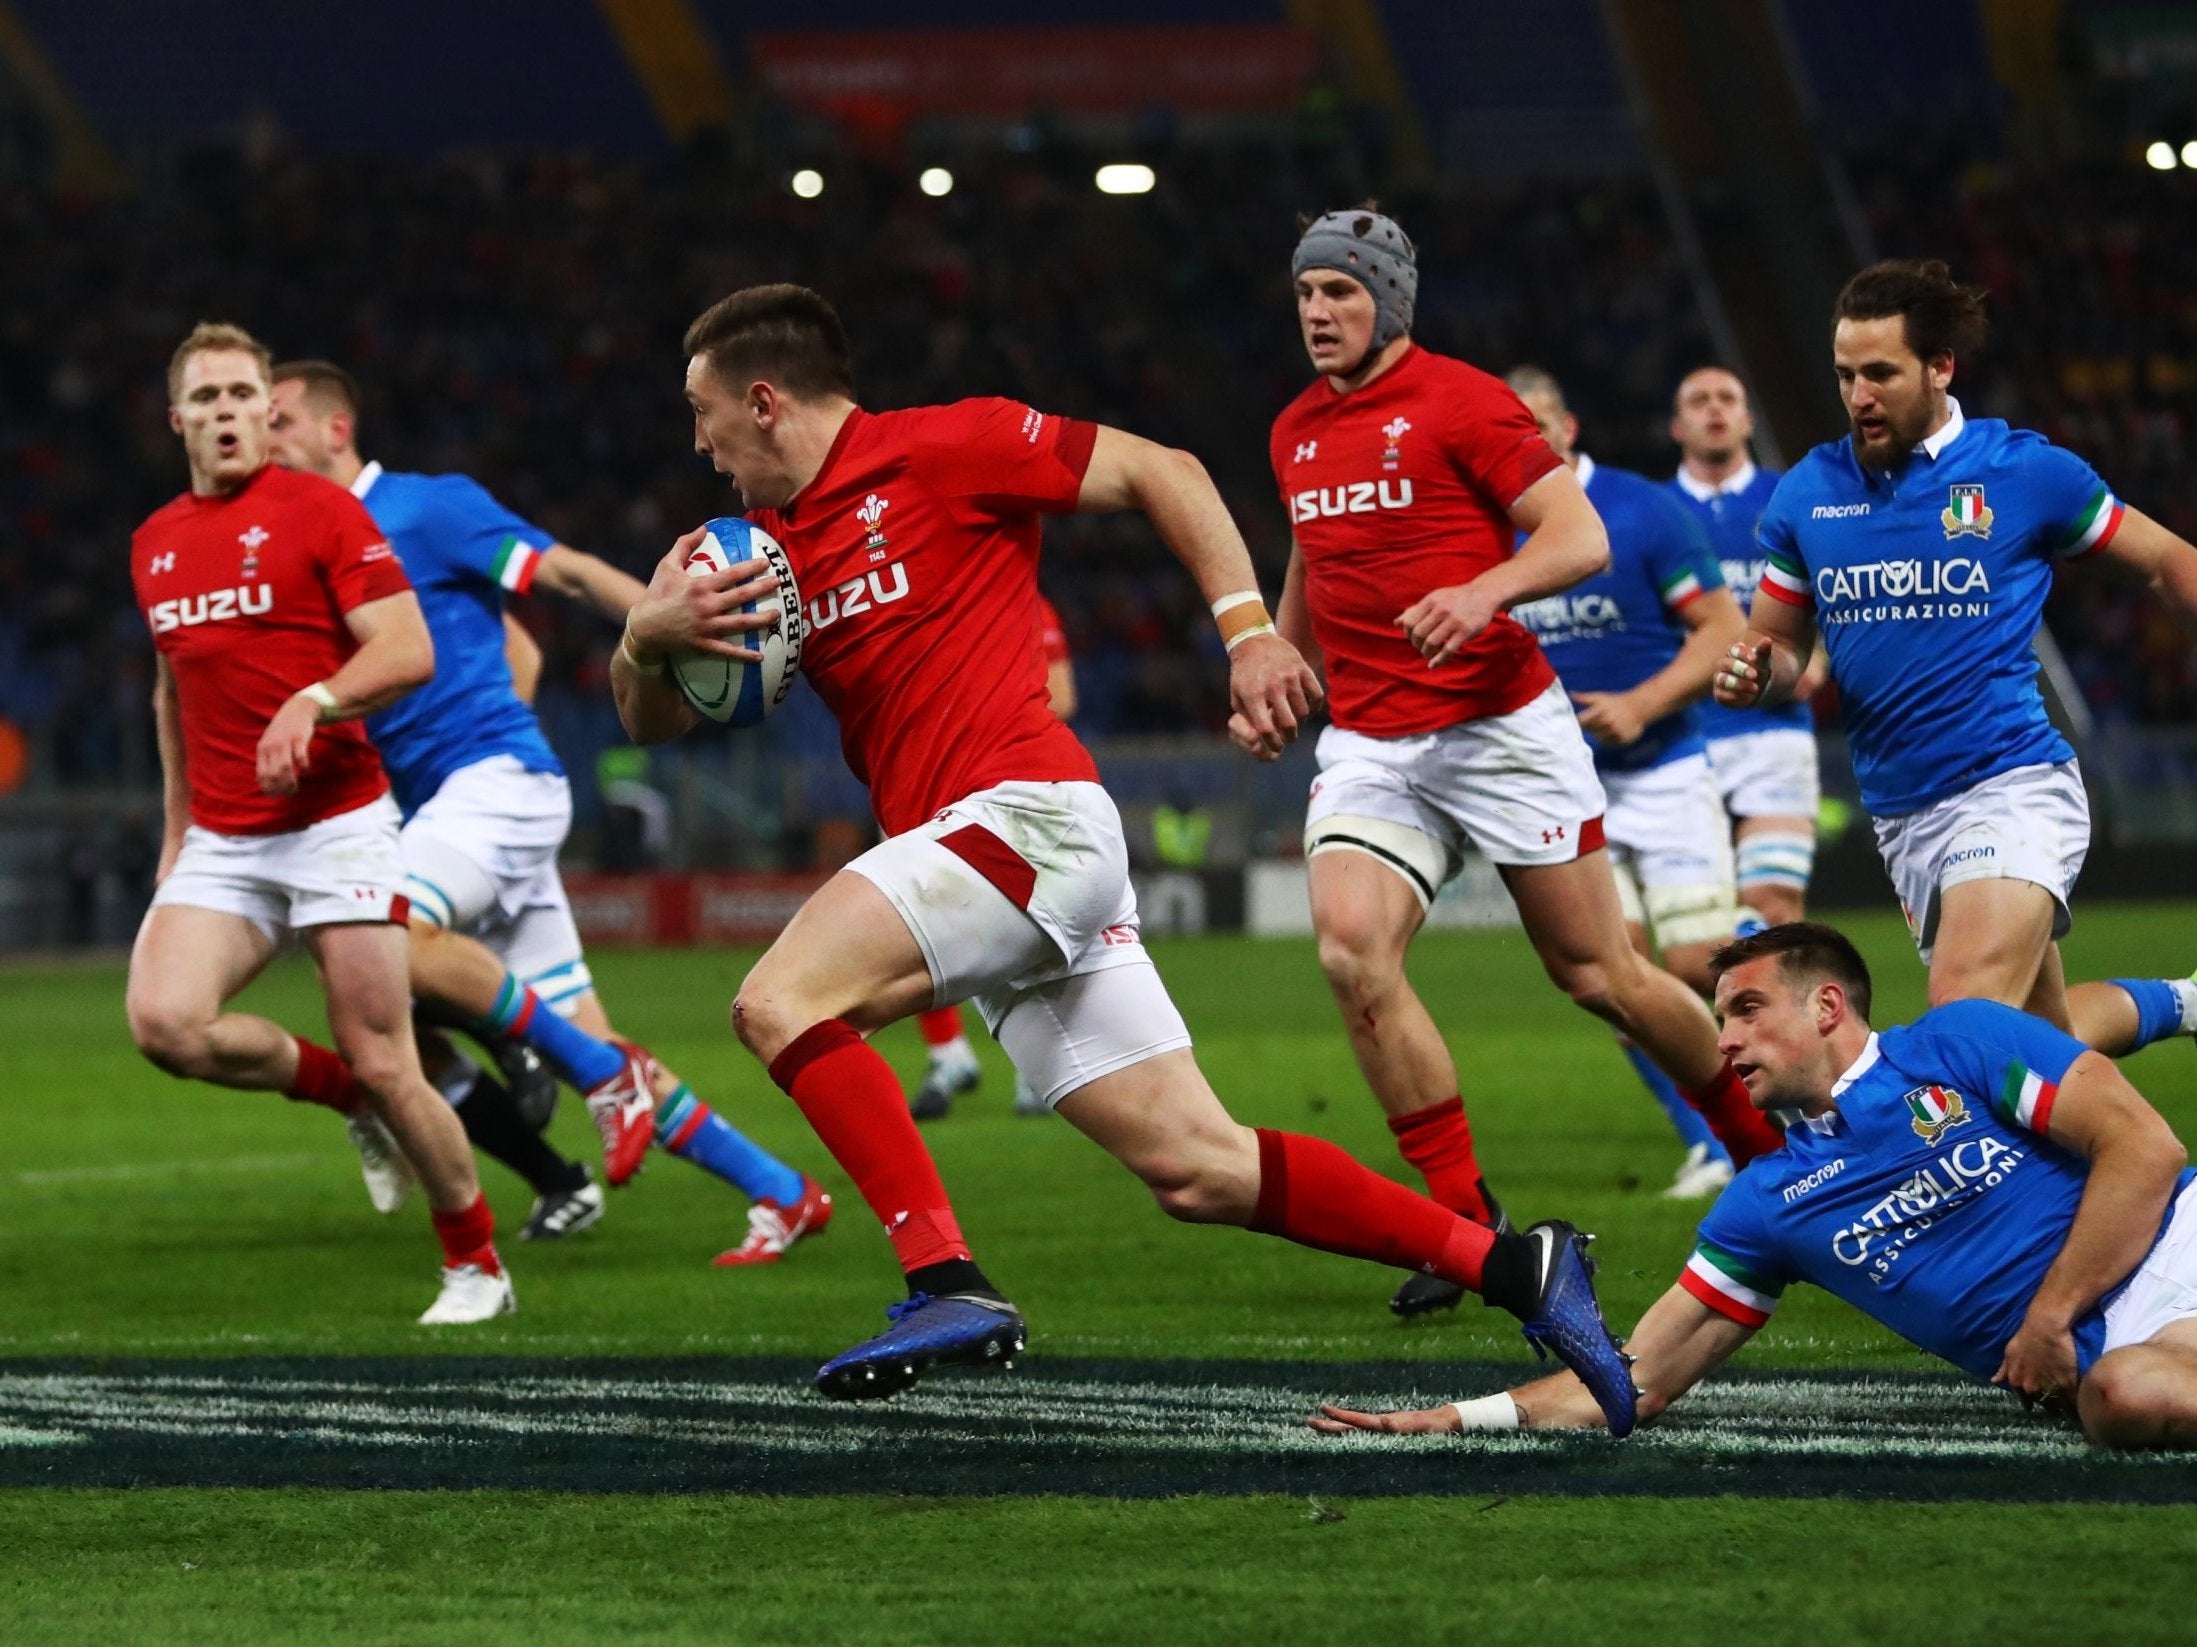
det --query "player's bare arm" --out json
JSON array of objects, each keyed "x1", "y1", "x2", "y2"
[
  {"x1": 1046, "y1": 657, "x2": 1078, "y2": 722},
  {"x1": 531, "y1": 544, "x2": 648, "y2": 621},
  {"x1": 1714, "y1": 586, "x2": 1815, "y2": 711},
  {"x1": 501, "y1": 611, "x2": 543, "y2": 705},
  {"x1": 1575, "y1": 586, "x2": 1745, "y2": 747},
  {"x1": 1397, "y1": 464, "x2": 1608, "y2": 669},
  {"x1": 2086, "y1": 506, "x2": 2197, "y2": 628},
  {"x1": 1275, "y1": 539, "x2": 1323, "y2": 677},
  {"x1": 1996, "y1": 1051, "x2": 2189, "y2": 1402},
  {"x1": 1311, "y1": 1282, "x2": 1755, "y2": 1435},
  {"x1": 151, "y1": 654, "x2": 190, "y2": 881},
  {"x1": 611, "y1": 528, "x2": 781, "y2": 744},
  {"x1": 1076, "y1": 424, "x2": 1321, "y2": 760},
  {"x1": 255, "y1": 590, "x2": 435, "y2": 798}
]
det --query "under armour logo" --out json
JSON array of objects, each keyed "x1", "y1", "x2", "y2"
[
  {"x1": 1294, "y1": 441, "x2": 1317, "y2": 463},
  {"x1": 239, "y1": 526, "x2": 269, "y2": 550},
  {"x1": 149, "y1": 552, "x2": 176, "y2": 575},
  {"x1": 1541, "y1": 825, "x2": 1567, "y2": 844}
]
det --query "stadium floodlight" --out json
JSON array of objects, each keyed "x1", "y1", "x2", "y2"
[
  {"x1": 2184, "y1": 141, "x2": 2197, "y2": 169},
  {"x1": 919, "y1": 167, "x2": 954, "y2": 198},
  {"x1": 2144, "y1": 141, "x2": 2178, "y2": 171},
  {"x1": 791, "y1": 169, "x2": 825, "y2": 199},
  {"x1": 1095, "y1": 163, "x2": 1156, "y2": 196}
]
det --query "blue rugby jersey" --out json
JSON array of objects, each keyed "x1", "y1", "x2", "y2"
[
  {"x1": 1681, "y1": 998, "x2": 2192, "y2": 1383},
  {"x1": 353, "y1": 462, "x2": 563, "y2": 815},
  {"x1": 1753, "y1": 402, "x2": 2123, "y2": 815},
  {"x1": 1514, "y1": 456, "x2": 1726, "y2": 773},
  {"x1": 1669, "y1": 461, "x2": 1808, "y2": 740}
]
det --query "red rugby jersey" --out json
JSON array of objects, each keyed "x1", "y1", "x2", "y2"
[
  {"x1": 750, "y1": 399, "x2": 1100, "y2": 834},
  {"x1": 132, "y1": 464, "x2": 412, "y2": 834},
  {"x1": 1270, "y1": 345, "x2": 1563, "y2": 735}
]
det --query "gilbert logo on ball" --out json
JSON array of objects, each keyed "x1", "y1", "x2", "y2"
[{"x1": 670, "y1": 517, "x2": 803, "y2": 727}]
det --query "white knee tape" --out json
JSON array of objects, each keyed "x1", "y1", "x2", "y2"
[
  {"x1": 1303, "y1": 814, "x2": 1453, "y2": 909},
  {"x1": 1645, "y1": 881, "x2": 1742, "y2": 951},
  {"x1": 1736, "y1": 830, "x2": 1815, "y2": 891}
]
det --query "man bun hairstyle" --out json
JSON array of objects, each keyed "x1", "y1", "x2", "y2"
[
  {"x1": 683, "y1": 283, "x2": 856, "y2": 401},
  {"x1": 1709, "y1": 921, "x2": 1873, "y2": 1023},
  {"x1": 1833, "y1": 259, "x2": 1989, "y2": 365},
  {"x1": 167, "y1": 321, "x2": 273, "y2": 400},
  {"x1": 271, "y1": 359, "x2": 362, "y2": 417}
]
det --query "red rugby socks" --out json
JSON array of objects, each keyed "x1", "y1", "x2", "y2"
[
  {"x1": 431, "y1": 1192, "x2": 502, "y2": 1275},
  {"x1": 1248, "y1": 1127, "x2": 1495, "y2": 1292},
  {"x1": 1387, "y1": 1096, "x2": 1496, "y2": 1223},
  {"x1": 916, "y1": 1007, "x2": 965, "y2": 1049},
  {"x1": 770, "y1": 1019, "x2": 972, "y2": 1274},
  {"x1": 285, "y1": 1038, "x2": 365, "y2": 1115}
]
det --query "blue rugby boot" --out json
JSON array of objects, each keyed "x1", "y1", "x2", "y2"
[
  {"x1": 1515, "y1": 1220, "x2": 1639, "y2": 1438},
  {"x1": 813, "y1": 1292, "x2": 1027, "y2": 1400}
]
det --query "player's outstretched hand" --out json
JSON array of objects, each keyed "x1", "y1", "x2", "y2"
[
  {"x1": 1309, "y1": 1401, "x2": 1462, "y2": 1436},
  {"x1": 255, "y1": 691, "x2": 322, "y2": 796},
  {"x1": 1396, "y1": 581, "x2": 1500, "y2": 668},
  {"x1": 1712, "y1": 636, "x2": 1776, "y2": 708},
  {"x1": 1993, "y1": 1313, "x2": 2079, "y2": 1407},
  {"x1": 1228, "y1": 632, "x2": 1322, "y2": 761},
  {"x1": 626, "y1": 528, "x2": 782, "y2": 664},
  {"x1": 1572, "y1": 690, "x2": 1647, "y2": 747}
]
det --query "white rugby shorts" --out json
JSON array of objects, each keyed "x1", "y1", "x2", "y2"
[
  {"x1": 2101, "y1": 1177, "x2": 2197, "y2": 1357},
  {"x1": 1303, "y1": 681, "x2": 1608, "y2": 905},
  {"x1": 1706, "y1": 727, "x2": 1822, "y2": 820},
  {"x1": 150, "y1": 794, "x2": 407, "y2": 940},
  {"x1": 1602, "y1": 754, "x2": 1740, "y2": 952},
  {"x1": 400, "y1": 755, "x2": 592, "y2": 1014},
  {"x1": 846, "y1": 780, "x2": 1191, "y2": 1111},
  {"x1": 1872, "y1": 759, "x2": 2089, "y2": 962}
]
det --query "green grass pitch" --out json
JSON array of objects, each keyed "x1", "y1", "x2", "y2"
[{"x1": 3, "y1": 904, "x2": 2195, "y2": 1643}]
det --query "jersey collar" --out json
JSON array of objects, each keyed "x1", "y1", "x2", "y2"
[
  {"x1": 1918, "y1": 397, "x2": 1966, "y2": 461},
  {"x1": 1819, "y1": 1030, "x2": 1882, "y2": 1134},
  {"x1": 350, "y1": 460, "x2": 385, "y2": 501},
  {"x1": 1674, "y1": 458, "x2": 1756, "y2": 502},
  {"x1": 1572, "y1": 453, "x2": 1596, "y2": 489}
]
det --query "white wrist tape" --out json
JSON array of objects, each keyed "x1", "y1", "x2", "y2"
[
  {"x1": 1222, "y1": 622, "x2": 1277, "y2": 654},
  {"x1": 1450, "y1": 1393, "x2": 1521, "y2": 1432},
  {"x1": 299, "y1": 682, "x2": 340, "y2": 719},
  {"x1": 1210, "y1": 590, "x2": 1264, "y2": 618}
]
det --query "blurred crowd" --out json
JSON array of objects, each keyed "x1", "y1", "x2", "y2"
[
  {"x1": 2, "y1": 132, "x2": 1705, "y2": 801},
  {"x1": 1849, "y1": 128, "x2": 2197, "y2": 725}
]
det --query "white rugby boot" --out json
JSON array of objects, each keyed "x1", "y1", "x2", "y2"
[
  {"x1": 346, "y1": 1110, "x2": 416, "y2": 1214},
  {"x1": 1661, "y1": 1142, "x2": 1735, "y2": 1201},
  {"x1": 418, "y1": 1262, "x2": 516, "y2": 1325}
]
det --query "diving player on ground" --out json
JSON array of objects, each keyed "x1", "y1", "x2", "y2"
[
  {"x1": 124, "y1": 323, "x2": 508, "y2": 1324},
  {"x1": 266, "y1": 362, "x2": 829, "y2": 1262},
  {"x1": 1314, "y1": 923, "x2": 2197, "y2": 1449},
  {"x1": 1714, "y1": 260, "x2": 2197, "y2": 1059},
  {"x1": 1268, "y1": 210, "x2": 1783, "y2": 1316},
  {"x1": 612, "y1": 282, "x2": 1640, "y2": 1431}
]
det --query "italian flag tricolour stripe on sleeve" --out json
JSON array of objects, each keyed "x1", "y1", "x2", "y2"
[
  {"x1": 1998, "y1": 1061, "x2": 2058, "y2": 1134},
  {"x1": 1679, "y1": 1245, "x2": 1780, "y2": 1328},
  {"x1": 2057, "y1": 488, "x2": 2125, "y2": 560},
  {"x1": 1755, "y1": 550, "x2": 1811, "y2": 608},
  {"x1": 491, "y1": 535, "x2": 542, "y2": 593},
  {"x1": 1658, "y1": 566, "x2": 1705, "y2": 610}
]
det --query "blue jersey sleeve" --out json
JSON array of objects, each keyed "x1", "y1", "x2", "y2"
[
  {"x1": 1644, "y1": 489, "x2": 1724, "y2": 613},
  {"x1": 430, "y1": 476, "x2": 556, "y2": 595},
  {"x1": 2019, "y1": 439, "x2": 2125, "y2": 562},
  {"x1": 1679, "y1": 1174, "x2": 1793, "y2": 1327},
  {"x1": 1901, "y1": 999, "x2": 2088, "y2": 1138},
  {"x1": 1752, "y1": 472, "x2": 1811, "y2": 611}
]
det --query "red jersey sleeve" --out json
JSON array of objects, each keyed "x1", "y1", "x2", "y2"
[
  {"x1": 315, "y1": 488, "x2": 412, "y2": 613},
  {"x1": 1445, "y1": 371, "x2": 1563, "y2": 509},
  {"x1": 908, "y1": 398, "x2": 1097, "y2": 515}
]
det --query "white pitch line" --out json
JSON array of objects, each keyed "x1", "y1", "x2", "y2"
[{"x1": 12, "y1": 1152, "x2": 322, "y2": 1188}]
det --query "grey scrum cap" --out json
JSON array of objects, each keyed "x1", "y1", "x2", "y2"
[{"x1": 1292, "y1": 210, "x2": 1418, "y2": 350}]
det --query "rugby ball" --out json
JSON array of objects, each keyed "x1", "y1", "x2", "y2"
[{"x1": 669, "y1": 517, "x2": 803, "y2": 727}]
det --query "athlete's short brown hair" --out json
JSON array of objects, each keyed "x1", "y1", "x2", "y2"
[
  {"x1": 272, "y1": 358, "x2": 362, "y2": 417},
  {"x1": 1833, "y1": 259, "x2": 1989, "y2": 365},
  {"x1": 1709, "y1": 922, "x2": 1874, "y2": 1023},
  {"x1": 683, "y1": 283, "x2": 856, "y2": 401},
  {"x1": 168, "y1": 321, "x2": 273, "y2": 401}
]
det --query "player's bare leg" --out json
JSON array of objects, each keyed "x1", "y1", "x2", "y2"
[
  {"x1": 1733, "y1": 814, "x2": 1811, "y2": 928},
  {"x1": 1504, "y1": 852, "x2": 1781, "y2": 1163},
  {"x1": 2078, "y1": 1319, "x2": 2197, "y2": 1449},
  {"x1": 125, "y1": 906, "x2": 290, "y2": 1087},
  {"x1": 1926, "y1": 877, "x2": 2058, "y2": 1018}
]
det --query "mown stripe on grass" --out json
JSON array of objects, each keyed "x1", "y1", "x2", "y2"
[{"x1": 0, "y1": 1356, "x2": 2189, "y2": 1502}]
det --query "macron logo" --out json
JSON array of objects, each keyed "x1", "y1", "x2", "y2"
[
  {"x1": 1782, "y1": 1157, "x2": 1847, "y2": 1204},
  {"x1": 1811, "y1": 503, "x2": 1871, "y2": 520}
]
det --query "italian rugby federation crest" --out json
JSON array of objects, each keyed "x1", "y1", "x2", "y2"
[
  {"x1": 857, "y1": 493, "x2": 889, "y2": 560},
  {"x1": 1941, "y1": 483, "x2": 1993, "y2": 540},
  {"x1": 1381, "y1": 417, "x2": 1410, "y2": 469},
  {"x1": 1904, "y1": 1083, "x2": 1971, "y2": 1144}
]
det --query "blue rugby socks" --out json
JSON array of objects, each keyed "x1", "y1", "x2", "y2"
[
  {"x1": 2111, "y1": 977, "x2": 2197, "y2": 1052},
  {"x1": 478, "y1": 974, "x2": 626, "y2": 1091},
  {"x1": 657, "y1": 1083, "x2": 805, "y2": 1205}
]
